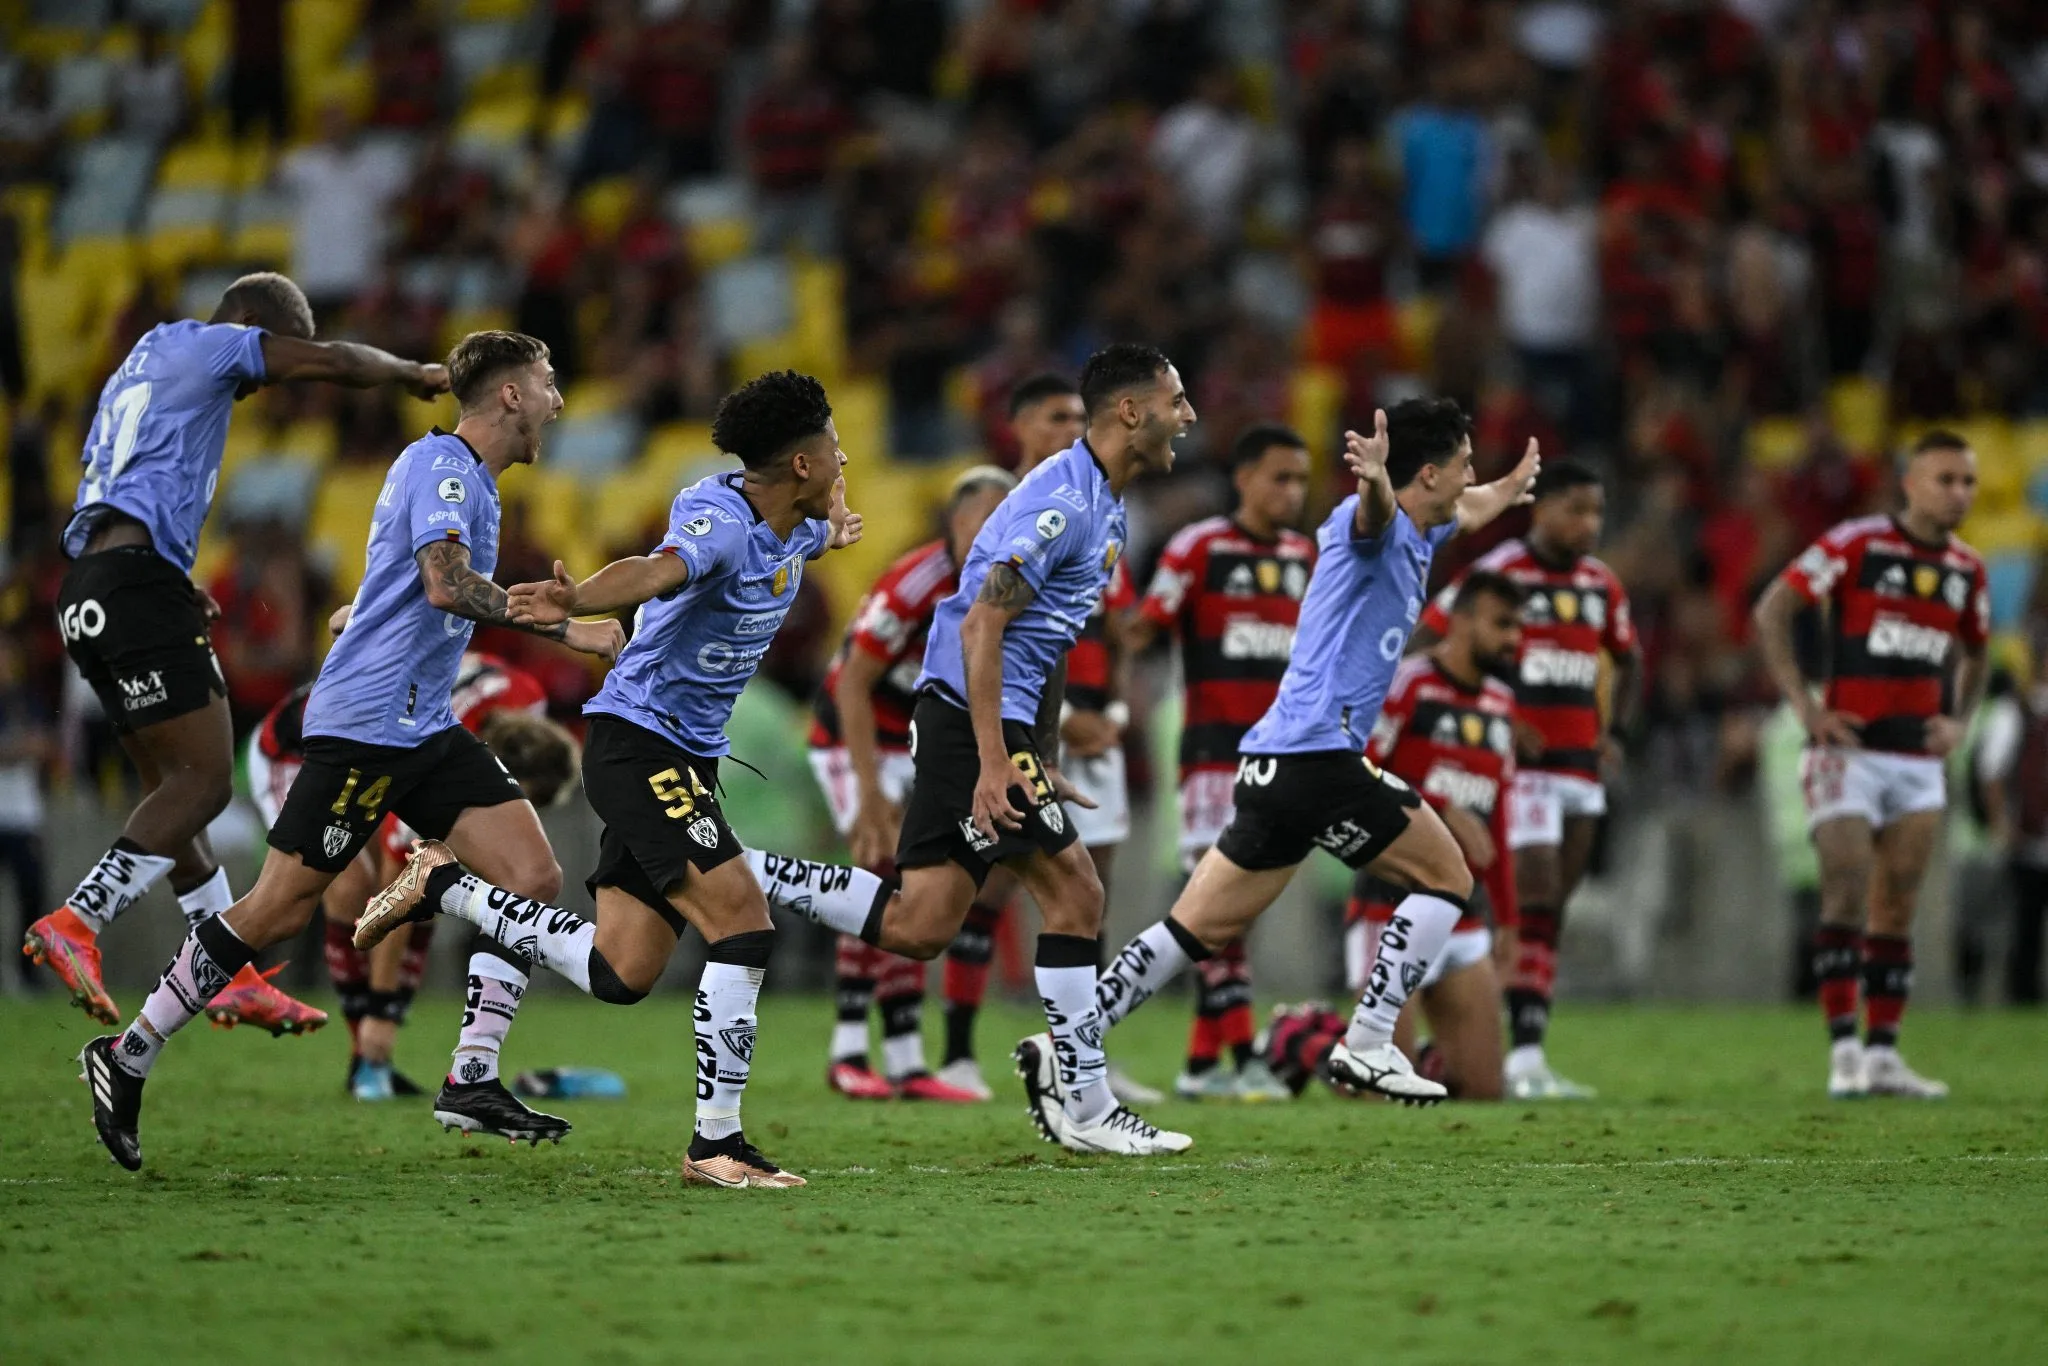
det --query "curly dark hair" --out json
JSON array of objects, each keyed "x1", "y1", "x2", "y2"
[
  {"x1": 1532, "y1": 460, "x2": 1599, "y2": 501},
  {"x1": 711, "y1": 370, "x2": 834, "y2": 471},
  {"x1": 1078, "y1": 343, "x2": 1170, "y2": 417},
  {"x1": 1383, "y1": 397, "x2": 1473, "y2": 489},
  {"x1": 447, "y1": 330, "x2": 550, "y2": 408}
]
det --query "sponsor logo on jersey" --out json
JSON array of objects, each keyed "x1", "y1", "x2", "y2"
[
  {"x1": 1313, "y1": 819, "x2": 1372, "y2": 860},
  {"x1": 437, "y1": 477, "x2": 467, "y2": 504},
  {"x1": 1489, "y1": 718, "x2": 1514, "y2": 754},
  {"x1": 771, "y1": 563, "x2": 792, "y2": 597},
  {"x1": 1283, "y1": 561, "x2": 1309, "y2": 599},
  {"x1": 1880, "y1": 564, "x2": 1908, "y2": 596},
  {"x1": 1944, "y1": 573, "x2": 1968, "y2": 610},
  {"x1": 1423, "y1": 764, "x2": 1498, "y2": 814},
  {"x1": 1460, "y1": 713, "x2": 1485, "y2": 746},
  {"x1": 1225, "y1": 564, "x2": 1255, "y2": 596},
  {"x1": 1584, "y1": 593, "x2": 1606, "y2": 630},
  {"x1": 117, "y1": 670, "x2": 168, "y2": 711},
  {"x1": 1220, "y1": 618, "x2": 1296, "y2": 661},
  {"x1": 958, "y1": 817, "x2": 998, "y2": 853},
  {"x1": 1051, "y1": 483, "x2": 1090, "y2": 512},
  {"x1": 1255, "y1": 560, "x2": 1281, "y2": 593},
  {"x1": 1867, "y1": 612, "x2": 1951, "y2": 664},
  {"x1": 681, "y1": 516, "x2": 712, "y2": 537},
  {"x1": 1431, "y1": 712, "x2": 1458, "y2": 746},
  {"x1": 734, "y1": 611, "x2": 788, "y2": 637},
  {"x1": 1520, "y1": 645, "x2": 1600, "y2": 689},
  {"x1": 1553, "y1": 590, "x2": 1578, "y2": 623},
  {"x1": 697, "y1": 641, "x2": 771, "y2": 674},
  {"x1": 1035, "y1": 509, "x2": 1067, "y2": 540},
  {"x1": 1913, "y1": 565, "x2": 1940, "y2": 598}
]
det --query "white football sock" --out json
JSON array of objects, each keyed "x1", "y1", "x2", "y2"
[
  {"x1": 694, "y1": 960, "x2": 764, "y2": 1141},
  {"x1": 115, "y1": 915, "x2": 256, "y2": 1078},
  {"x1": 1095, "y1": 920, "x2": 1195, "y2": 1029},
  {"x1": 1344, "y1": 893, "x2": 1463, "y2": 1050},
  {"x1": 744, "y1": 848, "x2": 885, "y2": 938},
  {"x1": 174, "y1": 867, "x2": 234, "y2": 929},
  {"x1": 830, "y1": 1021, "x2": 869, "y2": 1062},
  {"x1": 437, "y1": 873, "x2": 593, "y2": 993},
  {"x1": 68, "y1": 840, "x2": 176, "y2": 932},
  {"x1": 452, "y1": 953, "x2": 527, "y2": 1085},
  {"x1": 1038, "y1": 935, "x2": 1111, "y2": 1124},
  {"x1": 882, "y1": 1029, "x2": 926, "y2": 1080}
]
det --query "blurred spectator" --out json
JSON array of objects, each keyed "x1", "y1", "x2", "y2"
[
  {"x1": 207, "y1": 521, "x2": 326, "y2": 737},
  {"x1": 508, "y1": 179, "x2": 588, "y2": 381},
  {"x1": 281, "y1": 106, "x2": 413, "y2": 318},
  {"x1": 227, "y1": 0, "x2": 289, "y2": 143},
  {"x1": 1484, "y1": 158, "x2": 1600, "y2": 439},
  {"x1": 6, "y1": 398, "x2": 56, "y2": 560},
  {"x1": 1305, "y1": 137, "x2": 1399, "y2": 371},
  {"x1": 1151, "y1": 63, "x2": 1262, "y2": 247},
  {"x1": 368, "y1": 7, "x2": 447, "y2": 130},
  {"x1": 116, "y1": 23, "x2": 187, "y2": 146},
  {"x1": 0, "y1": 635, "x2": 50, "y2": 990},
  {"x1": 968, "y1": 300, "x2": 1063, "y2": 469},
  {"x1": 0, "y1": 61, "x2": 61, "y2": 185},
  {"x1": 742, "y1": 37, "x2": 852, "y2": 256},
  {"x1": 1390, "y1": 61, "x2": 1495, "y2": 289}
]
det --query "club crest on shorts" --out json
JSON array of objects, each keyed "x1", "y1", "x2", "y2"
[
  {"x1": 321, "y1": 824, "x2": 352, "y2": 860},
  {"x1": 1041, "y1": 802, "x2": 1066, "y2": 835},
  {"x1": 687, "y1": 816, "x2": 720, "y2": 849}
]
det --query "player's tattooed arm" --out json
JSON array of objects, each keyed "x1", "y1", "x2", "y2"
[
  {"x1": 962, "y1": 561, "x2": 1038, "y2": 836},
  {"x1": 419, "y1": 541, "x2": 624, "y2": 661}
]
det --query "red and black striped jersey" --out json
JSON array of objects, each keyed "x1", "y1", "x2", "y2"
[
  {"x1": 1141, "y1": 515, "x2": 1318, "y2": 769},
  {"x1": 810, "y1": 539, "x2": 956, "y2": 749},
  {"x1": 1063, "y1": 559, "x2": 1135, "y2": 711},
  {"x1": 1367, "y1": 654, "x2": 1518, "y2": 927},
  {"x1": 1421, "y1": 537, "x2": 1636, "y2": 780},
  {"x1": 1778, "y1": 515, "x2": 1989, "y2": 754}
]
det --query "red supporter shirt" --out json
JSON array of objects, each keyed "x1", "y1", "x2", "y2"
[
  {"x1": 1366, "y1": 655, "x2": 1518, "y2": 930},
  {"x1": 1777, "y1": 515, "x2": 1989, "y2": 755},
  {"x1": 809, "y1": 539, "x2": 957, "y2": 750},
  {"x1": 1421, "y1": 539, "x2": 1637, "y2": 781},
  {"x1": 1141, "y1": 516, "x2": 1317, "y2": 771},
  {"x1": 1063, "y1": 559, "x2": 1135, "y2": 713}
]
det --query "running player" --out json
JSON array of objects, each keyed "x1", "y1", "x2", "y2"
[
  {"x1": 1753, "y1": 430, "x2": 1988, "y2": 1099},
  {"x1": 1347, "y1": 571, "x2": 1526, "y2": 1100},
  {"x1": 355, "y1": 368, "x2": 862, "y2": 1188},
  {"x1": 1065, "y1": 397, "x2": 1540, "y2": 1142},
  {"x1": 1412, "y1": 461, "x2": 1639, "y2": 1098},
  {"x1": 1009, "y1": 373, "x2": 1158, "y2": 1106},
  {"x1": 744, "y1": 345, "x2": 1197, "y2": 1155},
  {"x1": 807, "y1": 465, "x2": 1015, "y2": 1102},
  {"x1": 29, "y1": 271, "x2": 447, "y2": 1027},
  {"x1": 76, "y1": 330, "x2": 622, "y2": 1170},
  {"x1": 1128, "y1": 423, "x2": 1314, "y2": 1101}
]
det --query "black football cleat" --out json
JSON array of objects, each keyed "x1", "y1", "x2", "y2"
[
  {"x1": 432, "y1": 1077, "x2": 572, "y2": 1146},
  {"x1": 79, "y1": 1035, "x2": 145, "y2": 1171}
]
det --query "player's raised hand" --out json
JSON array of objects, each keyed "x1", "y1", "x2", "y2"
[
  {"x1": 563, "y1": 616, "x2": 625, "y2": 664},
  {"x1": 508, "y1": 560, "x2": 577, "y2": 625},
  {"x1": 827, "y1": 476, "x2": 864, "y2": 549},
  {"x1": 1343, "y1": 409, "x2": 1392, "y2": 493},
  {"x1": 1507, "y1": 437, "x2": 1542, "y2": 504},
  {"x1": 408, "y1": 363, "x2": 452, "y2": 400}
]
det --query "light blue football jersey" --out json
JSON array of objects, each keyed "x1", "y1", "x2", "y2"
[
  {"x1": 585, "y1": 472, "x2": 830, "y2": 756},
  {"x1": 62, "y1": 320, "x2": 269, "y2": 571}
]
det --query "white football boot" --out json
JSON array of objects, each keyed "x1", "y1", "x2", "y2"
[{"x1": 1860, "y1": 1045, "x2": 1948, "y2": 1099}]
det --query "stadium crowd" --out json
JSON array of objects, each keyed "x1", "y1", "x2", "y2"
[{"x1": 9, "y1": 0, "x2": 2048, "y2": 1001}]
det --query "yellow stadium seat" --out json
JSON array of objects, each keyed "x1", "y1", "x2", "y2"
[
  {"x1": 454, "y1": 92, "x2": 539, "y2": 155},
  {"x1": 732, "y1": 336, "x2": 800, "y2": 385},
  {"x1": 686, "y1": 218, "x2": 752, "y2": 272},
  {"x1": 470, "y1": 64, "x2": 537, "y2": 104},
  {"x1": 2019, "y1": 420, "x2": 2048, "y2": 473},
  {"x1": 182, "y1": 1, "x2": 230, "y2": 96},
  {"x1": 1395, "y1": 297, "x2": 1440, "y2": 371},
  {"x1": 158, "y1": 139, "x2": 238, "y2": 191},
  {"x1": 1288, "y1": 365, "x2": 1344, "y2": 484},
  {"x1": 143, "y1": 220, "x2": 226, "y2": 277},
  {"x1": 503, "y1": 468, "x2": 596, "y2": 578},
  {"x1": 791, "y1": 260, "x2": 847, "y2": 382},
  {"x1": 1826, "y1": 376, "x2": 1887, "y2": 454},
  {"x1": 561, "y1": 378, "x2": 628, "y2": 419},
  {"x1": 2, "y1": 184, "x2": 56, "y2": 267},
  {"x1": 829, "y1": 377, "x2": 887, "y2": 466},
  {"x1": 1743, "y1": 417, "x2": 1808, "y2": 472},
  {"x1": 589, "y1": 467, "x2": 677, "y2": 558},
  {"x1": 462, "y1": 0, "x2": 531, "y2": 18},
  {"x1": 227, "y1": 218, "x2": 293, "y2": 266},
  {"x1": 233, "y1": 139, "x2": 276, "y2": 190},
  {"x1": 643, "y1": 422, "x2": 718, "y2": 482},
  {"x1": 293, "y1": 64, "x2": 374, "y2": 133},
  {"x1": 288, "y1": 0, "x2": 365, "y2": 79},
  {"x1": 310, "y1": 465, "x2": 387, "y2": 590},
  {"x1": 546, "y1": 94, "x2": 590, "y2": 158},
  {"x1": 575, "y1": 177, "x2": 638, "y2": 242},
  {"x1": 1958, "y1": 507, "x2": 2042, "y2": 557},
  {"x1": 438, "y1": 309, "x2": 515, "y2": 357},
  {"x1": 14, "y1": 26, "x2": 94, "y2": 65}
]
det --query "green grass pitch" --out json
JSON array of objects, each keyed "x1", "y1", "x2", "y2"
[{"x1": 4, "y1": 993, "x2": 2045, "y2": 1365}]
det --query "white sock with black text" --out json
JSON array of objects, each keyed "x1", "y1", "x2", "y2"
[
  {"x1": 452, "y1": 949, "x2": 527, "y2": 1085},
  {"x1": 1343, "y1": 892, "x2": 1465, "y2": 1050},
  {"x1": 1037, "y1": 934, "x2": 1112, "y2": 1124},
  {"x1": 694, "y1": 931, "x2": 776, "y2": 1142},
  {"x1": 743, "y1": 848, "x2": 893, "y2": 939},
  {"x1": 67, "y1": 838, "x2": 176, "y2": 932},
  {"x1": 1096, "y1": 918, "x2": 1209, "y2": 1029},
  {"x1": 174, "y1": 867, "x2": 234, "y2": 930},
  {"x1": 112, "y1": 915, "x2": 258, "y2": 1078},
  {"x1": 428, "y1": 869, "x2": 595, "y2": 993}
]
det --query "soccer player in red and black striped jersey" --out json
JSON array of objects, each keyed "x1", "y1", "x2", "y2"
[
  {"x1": 806, "y1": 466, "x2": 1015, "y2": 1103},
  {"x1": 1754, "y1": 430, "x2": 1989, "y2": 1099},
  {"x1": 1414, "y1": 461, "x2": 1638, "y2": 1098},
  {"x1": 1350, "y1": 572, "x2": 1524, "y2": 1099},
  {"x1": 1133, "y1": 424, "x2": 1315, "y2": 1100}
]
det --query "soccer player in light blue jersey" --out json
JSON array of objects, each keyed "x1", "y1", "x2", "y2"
[
  {"x1": 30, "y1": 271, "x2": 447, "y2": 1032},
  {"x1": 1081, "y1": 397, "x2": 1541, "y2": 1134},
  {"x1": 78, "y1": 331, "x2": 622, "y2": 1170},
  {"x1": 354, "y1": 370, "x2": 863, "y2": 1189},
  {"x1": 743, "y1": 345, "x2": 1199, "y2": 1156}
]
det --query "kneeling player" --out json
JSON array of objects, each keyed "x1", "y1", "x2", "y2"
[
  {"x1": 1072, "y1": 399, "x2": 1539, "y2": 1139},
  {"x1": 1753, "y1": 430, "x2": 1988, "y2": 1098},
  {"x1": 1340, "y1": 571, "x2": 1527, "y2": 1099},
  {"x1": 356, "y1": 370, "x2": 862, "y2": 1187}
]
